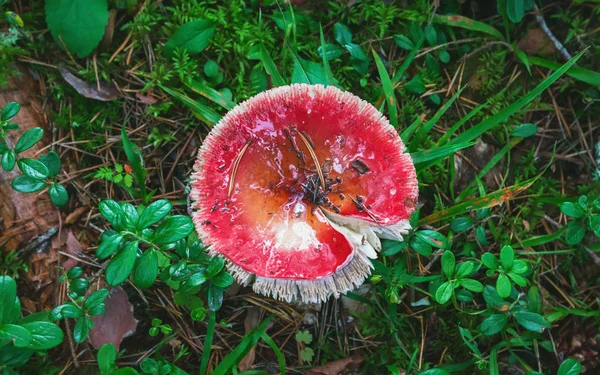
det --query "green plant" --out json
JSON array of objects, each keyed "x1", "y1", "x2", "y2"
[
  {"x1": 0, "y1": 250, "x2": 28, "y2": 279},
  {"x1": 560, "y1": 195, "x2": 600, "y2": 245},
  {"x1": 94, "y1": 163, "x2": 135, "y2": 189},
  {"x1": 50, "y1": 288, "x2": 109, "y2": 343},
  {"x1": 295, "y1": 330, "x2": 314, "y2": 362},
  {"x1": 481, "y1": 246, "x2": 530, "y2": 298},
  {"x1": 149, "y1": 318, "x2": 172, "y2": 337},
  {"x1": 0, "y1": 102, "x2": 68, "y2": 207},
  {"x1": 434, "y1": 250, "x2": 484, "y2": 304},
  {"x1": 0, "y1": 276, "x2": 64, "y2": 374}
]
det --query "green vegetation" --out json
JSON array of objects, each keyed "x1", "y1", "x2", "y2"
[{"x1": 0, "y1": 0, "x2": 598, "y2": 374}]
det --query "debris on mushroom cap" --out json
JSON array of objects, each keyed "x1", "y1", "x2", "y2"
[{"x1": 189, "y1": 84, "x2": 418, "y2": 303}]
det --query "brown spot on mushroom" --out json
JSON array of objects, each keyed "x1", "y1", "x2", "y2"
[{"x1": 351, "y1": 159, "x2": 370, "y2": 175}]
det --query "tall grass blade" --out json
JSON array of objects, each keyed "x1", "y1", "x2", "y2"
[{"x1": 372, "y1": 50, "x2": 398, "y2": 127}]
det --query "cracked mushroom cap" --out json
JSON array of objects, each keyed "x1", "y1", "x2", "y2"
[{"x1": 190, "y1": 84, "x2": 418, "y2": 303}]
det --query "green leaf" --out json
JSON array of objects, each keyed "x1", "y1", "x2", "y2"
[
  {"x1": 511, "y1": 260, "x2": 528, "y2": 274},
  {"x1": 381, "y1": 240, "x2": 407, "y2": 256},
  {"x1": 18, "y1": 158, "x2": 49, "y2": 179},
  {"x1": 557, "y1": 358, "x2": 582, "y2": 375},
  {"x1": 345, "y1": 43, "x2": 367, "y2": 61},
  {"x1": 513, "y1": 311, "x2": 551, "y2": 333},
  {"x1": 211, "y1": 272, "x2": 234, "y2": 288},
  {"x1": 180, "y1": 272, "x2": 208, "y2": 293},
  {"x1": 112, "y1": 367, "x2": 139, "y2": 375},
  {"x1": 133, "y1": 250, "x2": 158, "y2": 289},
  {"x1": 0, "y1": 276, "x2": 18, "y2": 325},
  {"x1": 88, "y1": 304, "x2": 106, "y2": 316},
  {"x1": 299, "y1": 347, "x2": 314, "y2": 362},
  {"x1": 2, "y1": 150, "x2": 16, "y2": 171},
  {"x1": 73, "y1": 317, "x2": 89, "y2": 343},
  {"x1": 480, "y1": 314, "x2": 508, "y2": 336},
  {"x1": 98, "y1": 200, "x2": 124, "y2": 224},
  {"x1": 441, "y1": 251, "x2": 455, "y2": 278},
  {"x1": 476, "y1": 226, "x2": 488, "y2": 245},
  {"x1": 404, "y1": 74, "x2": 426, "y2": 95},
  {"x1": 394, "y1": 35, "x2": 415, "y2": 50},
  {"x1": 496, "y1": 274, "x2": 511, "y2": 298},
  {"x1": 164, "y1": 19, "x2": 215, "y2": 57},
  {"x1": 460, "y1": 279, "x2": 484, "y2": 293},
  {"x1": 290, "y1": 55, "x2": 328, "y2": 85},
  {"x1": 105, "y1": 241, "x2": 139, "y2": 286},
  {"x1": 49, "y1": 184, "x2": 69, "y2": 207},
  {"x1": 257, "y1": 44, "x2": 285, "y2": 87},
  {"x1": 207, "y1": 257, "x2": 225, "y2": 278},
  {"x1": 83, "y1": 289, "x2": 109, "y2": 309},
  {"x1": 483, "y1": 285, "x2": 508, "y2": 310},
  {"x1": 415, "y1": 230, "x2": 449, "y2": 249},
  {"x1": 207, "y1": 284, "x2": 224, "y2": 311},
  {"x1": 11, "y1": 175, "x2": 47, "y2": 193},
  {"x1": 500, "y1": 246, "x2": 514, "y2": 270},
  {"x1": 434, "y1": 14, "x2": 504, "y2": 39},
  {"x1": 50, "y1": 303, "x2": 83, "y2": 320},
  {"x1": 411, "y1": 237, "x2": 433, "y2": 256},
  {"x1": 424, "y1": 25, "x2": 437, "y2": 45},
  {"x1": 506, "y1": 0, "x2": 525, "y2": 22},
  {"x1": 455, "y1": 262, "x2": 474, "y2": 279},
  {"x1": 160, "y1": 85, "x2": 221, "y2": 126},
  {"x1": 435, "y1": 281, "x2": 453, "y2": 304},
  {"x1": 528, "y1": 56, "x2": 600, "y2": 86},
  {"x1": 508, "y1": 272, "x2": 528, "y2": 287},
  {"x1": 565, "y1": 221, "x2": 585, "y2": 245},
  {"x1": 0, "y1": 324, "x2": 32, "y2": 347},
  {"x1": 152, "y1": 215, "x2": 194, "y2": 244},
  {"x1": 482, "y1": 252, "x2": 499, "y2": 269},
  {"x1": 204, "y1": 60, "x2": 219, "y2": 78},
  {"x1": 1, "y1": 102, "x2": 20, "y2": 121},
  {"x1": 560, "y1": 202, "x2": 586, "y2": 218},
  {"x1": 98, "y1": 343, "x2": 117, "y2": 375},
  {"x1": 20, "y1": 321, "x2": 63, "y2": 350},
  {"x1": 39, "y1": 151, "x2": 61, "y2": 177},
  {"x1": 528, "y1": 286, "x2": 542, "y2": 314},
  {"x1": 295, "y1": 330, "x2": 313, "y2": 345},
  {"x1": 419, "y1": 369, "x2": 450, "y2": 375},
  {"x1": 333, "y1": 23, "x2": 352, "y2": 45},
  {"x1": 372, "y1": 51, "x2": 397, "y2": 128},
  {"x1": 45, "y1": 0, "x2": 108, "y2": 57},
  {"x1": 512, "y1": 123, "x2": 538, "y2": 138},
  {"x1": 317, "y1": 43, "x2": 345, "y2": 61},
  {"x1": 121, "y1": 127, "x2": 146, "y2": 199},
  {"x1": 119, "y1": 203, "x2": 138, "y2": 228},
  {"x1": 410, "y1": 141, "x2": 476, "y2": 165},
  {"x1": 140, "y1": 358, "x2": 159, "y2": 374},
  {"x1": 96, "y1": 233, "x2": 123, "y2": 260},
  {"x1": 450, "y1": 217, "x2": 473, "y2": 232}
]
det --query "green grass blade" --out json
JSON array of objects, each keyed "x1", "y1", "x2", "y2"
[
  {"x1": 319, "y1": 24, "x2": 335, "y2": 87},
  {"x1": 437, "y1": 101, "x2": 487, "y2": 146},
  {"x1": 400, "y1": 116, "x2": 424, "y2": 143},
  {"x1": 411, "y1": 141, "x2": 476, "y2": 165},
  {"x1": 528, "y1": 56, "x2": 600, "y2": 86},
  {"x1": 449, "y1": 50, "x2": 585, "y2": 147},
  {"x1": 160, "y1": 85, "x2": 221, "y2": 125},
  {"x1": 186, "y1": 80, "x2": 235, "y2": 110},
  {"x1": 259, "y1": 44, "x2": 286, "y2": 87},
  {"x1": 409, "y1": 86, "x2": 466, "y2": 151},
  {"x1": 392, "y1": 35, "x2": 424, "y2": 85},
  {"x1": 260, "y1": 332, "x2": 286, "y2": 374},
  {"x1": 372, "y1": 50, "x2": 398, "y2": 127},
  {"x1": 199, "y1": 310, "x2": 216, "y2": 375},
  {"x1": 434, "y1": 15, "x2": 504, "y2": 39}
]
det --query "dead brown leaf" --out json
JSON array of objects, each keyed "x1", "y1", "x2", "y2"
[
  {"x1": 306, "y1": 356, "x2": 364, "y2": 375},
  {"x1": 65, "y1": 206, "x2": 90, "y2": 225},
  {"x1": 60, "y1": 68, "x2": 119, "y2": 102},
  {"x1": 237, "y1": 307, "x2": 262, "y2": 372},
  {"x1": 136, "y1": 92, "x2": 158, "y2": 105},
  {"x1": 517, "y1": 28, "x2": 557, "y2": 56},
  {"x1": 88, "y1": 287, "x2": 138, "y2": 351}
]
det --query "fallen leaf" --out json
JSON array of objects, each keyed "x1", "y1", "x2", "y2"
[
  {"x1": 135, "y1": 92, "x2": 158, "y2": 105},
  {"x1": 65, "y1": 206, "x2": 90, "y2": 225},
  {"x1": 63, "y1": 231, "x2": 82, "y2": 270},
  {"x1": 88, "y1": 287, "x2": 138, "y2": 351},
  {"x1": 237, "y1": 307, "x2": 262, "y2": 372},
  {"x1": 99, "y1": 9, "x2": 117, "y2": 51},
  {"x1": 60, "y1": 68, "x2": 119, "y2": 102},
  {"x1": 306, "y1": 356, "x2": 364, "y2": 375},
  {"x1": 517, "y1": 28, "x2": 557, "y2": 56}
]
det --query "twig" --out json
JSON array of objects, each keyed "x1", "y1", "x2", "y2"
[{"x1": 534, "y1": 5, "x2": 572, "y2": 61}]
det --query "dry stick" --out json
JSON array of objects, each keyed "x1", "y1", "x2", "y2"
[
  {"x1": 534, "y1": 5, "x2": 572, "y2": 61},
  {"x1": 228, "y1": 140, "x2": 252, "y2": 197}
]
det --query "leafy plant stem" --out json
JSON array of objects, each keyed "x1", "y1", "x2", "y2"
[{"x1": 200, "y1": 310, "x2": 216, "y2": 375}]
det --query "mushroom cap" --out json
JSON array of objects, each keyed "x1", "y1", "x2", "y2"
[{"x1": 190, "y1": 84, "x2": 418, "y2": 302}]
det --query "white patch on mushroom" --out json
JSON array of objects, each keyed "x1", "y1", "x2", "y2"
[{"x1": 274, "y1": 220, "x2": 320, "y2": 251}]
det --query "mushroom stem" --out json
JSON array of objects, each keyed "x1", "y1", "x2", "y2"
[
  {"x1": 297, "y1": 131, "x2": 326, "y2": 190},
  {"x1": 228, "y1": 139, "x2": 252, "y2": 197}
]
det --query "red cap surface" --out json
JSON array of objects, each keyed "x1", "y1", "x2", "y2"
[{"x1": 190, "y1": 84, "x2": 417, "y2": 301}]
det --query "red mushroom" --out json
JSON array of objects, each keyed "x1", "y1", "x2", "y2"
[{"x1": 190, "y1": 84, "x2": 418, "y2": 303}]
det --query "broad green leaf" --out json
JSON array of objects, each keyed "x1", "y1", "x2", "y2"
[
  {"x1": 45, "y1": 0, "x2": 108, "y2": 57},
  {"x1": 557, "y1": 358, "x2": 582, "y2": 375},
  {"x1": 500, "y1": 246, "x2": 514, "y2": 270},
  {"x1": 73, "y1": 317, "x2": 88, "y2": 343},
  {"x1": 120, "y1": 127, "x2": 146, "y2": 199},
  {"x1": 434, "y1": 14, "x2": 504, "y2": 39},
  {"x1": 483, "y1": 285, "x2": 508, "y2": 310},
  {"x1": 560, "y1": 202, "x2": 586, "y2": 218},
  {"x1": 180, "y1": 272, "x2": 208, "y2": 293},
  {"x1": 105, "y1": 241, "x2": 139, "y2": 286},
  {"x1": 381, "y1": 240, "x2": 407, "y2": 256},
  {"x1": 290, "y1": 53, "x2": 328, "y2": 85},
  {"x1": 98, "y1": 343, "x2": 117, "y2": 375},
  {"x1": 133, "y1": 250, "x2": 158, "y2": 289},
  {"x1": 460, "y1": 279, "x2": 484, "y2": 293},
  {"x1": 394, "y1": 35, "x2": 415, "y2": 50},
  {"x1": 317, "y1": 43, "x2": 345, "y2": 60},
  {"x1": 527, "y1": 286, "x2": 542, "y2": 314},
  {"x1": 496, "y1": 274, "x2": 511, "y2": 298},
  {"x1": 450, "y1": 217, "x2": 473, "y2": 232},
  {"x1": 345, "y1": 43, "x2": 367, "y2": 61},
  {"x1": 160, "y1": 85, "x2": 221, "y2": 126},
  {"x1": 435, "y1": 281, "x2": 453, "y2": 304},
  {"x1": 164, "y1": 19, "x2": 215, "y2": 57},
  {"x1": 455, "y1": 262, "x2": 475, "y2": 279},
  {"x1": 18, "y1": 158, "x2": 49, "y2": 180},
  {"x1": 508, "y1": 272, "x2": 528, "y2": 287},
  {"x1": 50, "y1": 303, "x2": 83, "y2": 320},
  {"x1": 513, "y1": 311, "x2": 551, "y2": 333},
  {"x1": 83, "y1": 289, "x2": 109, "y2": 309},
  {"x1": 411, "y1": 237, "x2": 432, "y2": 256},
  {"x1": 39, "y1": 151, "x2": 61, "y2": 177},
  {"x1": 1, "y1": 102, "x2": 20, "y2": 121},
  {"x1": 112, "y1": 367, "x2": 139, "y2": 375},
  {"x1": 2, "y1": 150, "x2": 16, "y2": 171},
  {"x1": 482, "y1": 252, "x2": 499, "y2": 269},
  {"x1": 207, "y1": 257, "x2": 225, "y2": 278},
  {"x1": 415, "y1": 230, "x2": 449, "y2": 249},
  {"x1": 11, "y1": 175, "x2": 47, "y2": 193},
  {"x1": 480, "y1": 314, "x2": 508, "y2": 336},
  {"x1": 0, "y1": 324, "x2": 31, "y2": 347},
  {"x1": 512, "y1": 260, "x2": 528, "y2": 274},
  {"x1": 49, "y1": 184, "x2": 69, "y2": 207},
  {"x1": 528, "y1": 56, "x2": 600, "y2": 86},
  {"x1": 207, "y1": 284, "x2": 224, "y2": 311},
  {"x1": 419, "y1": 369, "x2": 450, "y2": 375},
  {"x1": 98, "y1": 200, "x2": 124, "y2": 224},
  {"x1": 411, "y1": 141, "x2": 476, "y2": 165},
  {"x1": 372, "y1": 50, "x2": 397, "y2": 127},
  {"x1": 565, "y1": 221, "x2": 585, "y2": 245},
  {"x1": 20, "y1": 321, "x2": 64, "y2": 350},
  {"x1": 512, "y1": 123, "x2": 538, "y2": 138},
  {"x1": 186, "y1": 80, "x2": 235, "y2": 110},
  {"x1": 152, "y1": 215, "x2": 193, "y2": 244},
  {"x1": 211, "y1": 272, "x2": 234, "y2": 288},
  {"x1": 441, "y1": 250, "x2": 455, "y2": 278},
  {"x1": 0, "y1": 276, "x2": 18, "y2": 325},
  {"x1": 333, "y1": 23, "x2": 352, "y2": 45},
  {"x1": 257, "y1": 44, "x2": 285, "y2": 87},
  {"x1": 506, "y1": 0, "x2": 525, "y2": 22},
  {"x1": 96, "y1": 233, "x2": 123, "y2": 260}
]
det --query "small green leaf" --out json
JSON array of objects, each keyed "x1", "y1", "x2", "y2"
[
  {"x1": 479, "y1": 314, "x2": 508, "y2": 336},
  {"x1": 496, "y1": 274, "x2": 511, "y2": 298},
  {"x1": 419, "y1": 369, "x2": 450, "y2": 375},
  {"x1": 512, "y1": 260, "x2": 528, "y2": 274},
  {"x1": 50, "y1": 303, "x2": 83, "y2": 320},
  {"x1": 450, "y1": 217, "x2": 473, "y2": 232},
  {"x1": 500, "y1": 246, "x2": 514, "y2": 270},
  {"x1": 164, "y1": 19, "x2": 215, "y2": 57},
  {"x1": 557, "y1": 358, "x2": 582, "y2": 375},
  {"x1": 133, "y1": 250, "x2": 158, "y2": 289},
  {"x1": 415, "y1": 230, "x2": 449, "y2": 249},
  {"x1": 381, "y1": 240, "x2": 407, "y2": 256},
  {"x1": 508, "y1": 272, "x2": 528, "y2": 287},
  {"x1": 98, "y1": 343, "x2": 117, "y2": 375},
  {"x1": 105, "y1": 241, "x2": 139, "y2": 286},
  {"x1": 88, "y1": 304, "x2": 106, "y2": 316},
  {"x1": 11, "y1": 176, "x2": 47, "y2": 193},
  {"x1": 49, "y1": 184, "x2": 69, "y2": 207},
  {"x1": 137, "y1": 199, "x2": 172, "y2": 229},
  {"x1": 506, "y1": 0, "x2": 525, "y2": 23},
  {"x1": 152, "y1": 215, "x2": 194, "y2": 244},
  {"x1": 295, "y1": 330, "x2": 313, "y2": 345},
  {"x1": 482, "y1": 252, "x2": 499, "y2": 269},
  {"x1": 0, "y1": 324, "x2": 32, "y2": 347},
  {"x1": 73, "y1": 317, "x2": 89, "y2": 343},
  {"x1": 513, "y1": 311, "x2": 551, "y2": 333},
  {"x1": 527, "y1": 286, "x2": 542, "y2": 314},
  {"x1": 300, "y1": 347, "x2": 314, "y2": 362},
  {"x1": 0, "y1": 276, "x2": 18, "y2": 325},
  {"x1": 1, "y1": 102, "x2": 20, "y2": 121},
  {"x1": 83, "y1": 289, "x2": 109, "y2": 309},
  {"x1": 333, "y1": 23, "x2": 352, "y2": 45},
  {"x1": 455, "y1": 261, "x2": 474, "y2": 279},
  {"x1": 435, "y1": 281, "x2": 453, "y2": 304},
  {"x1": 207, "y1": 284, "x2": 223, "y2": 311},
  {"x1": 140, "y1": 358, "x2": 159, "y2": 374},
  {"x1": 460, "y1": 278, "x2": 484, "y2": 293},
  {"x1": 40, "y1": 151, "x2": 61, "y2": 177},
  {"x1": 207, "y1": 257, "x2": 225, "y2": 278},
  {"x1": 393, "y1": 35, "x2": 414, "y2": 50},
  {"x1": 441, "y1": 250, "x2": 455, "y2": 278},
  {"x1": 565, "y1": 221, "x2": 585, "y2": 245},
  {"x1": 476, "y1": 226, "x2": 488, "y2": 245},
  {"x1": 98, "y1": 200, "x2": 124, "y2": 224},
  {"x1": 18, "y1": 158, "x2": 49, "y2": 179},
  {"x1": 21, "y1": 321, "x2": 64, "y2": 350},
  {"x1": 513, "y1": 123, "x2": 538, "y2": 138},
  {"x1": 97, "y1": 233, "x2": 123, "y2": 260},
  {"x1": 14, "y1": 128, "x2": 43, "y2": 154},
  {"x1": 411, "y1": 237, "x2": 433, "y2": 256},
  {"x1": 317, "y1": 43, "x2": 345, "y2": 61},
  {"x1": 2, "y1": 150, "x2": 16, "y2": 171},
  {"x1": 483, "y1": 285, "x2": 508, "y2": 310},
  {"x1": 211, "y1": 272, "x2": 233, "y2": 288}
]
